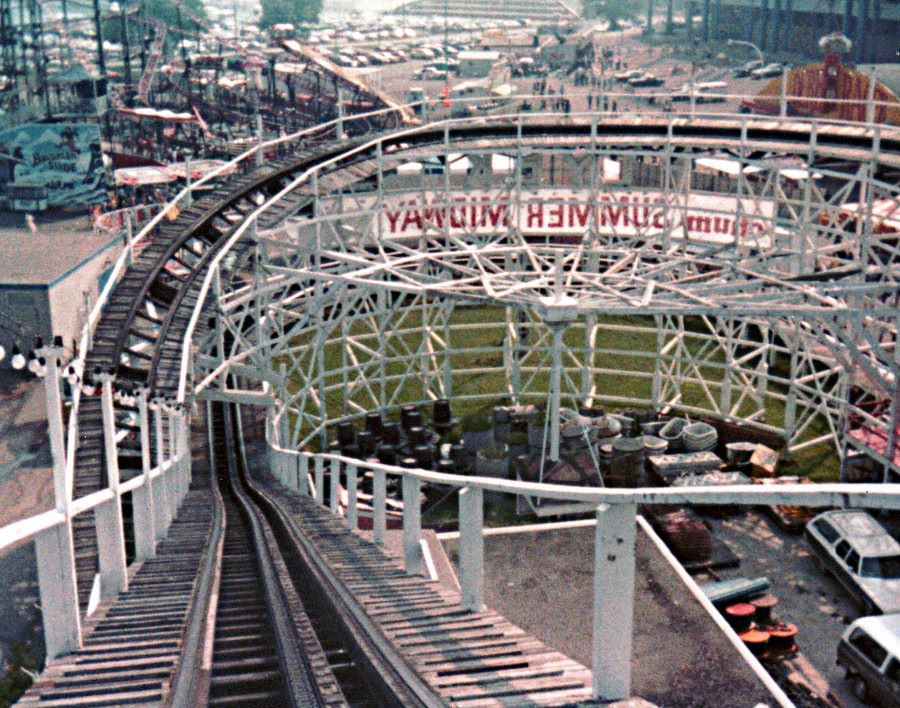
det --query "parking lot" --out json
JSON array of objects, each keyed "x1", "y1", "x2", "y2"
[
  {"x1": 702, "y1": 509, "x2": 876, "y2": 707},
  {"x1": 361, "y1": 27, "x2": 787, "y2": 120}
]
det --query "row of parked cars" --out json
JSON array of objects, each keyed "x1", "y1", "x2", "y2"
[
  {"x1": 327, "y1": 46, "x2": 410, "y2": 68},
  {"x1": 805, "y1": 509, "x2": 900, "y2": 703}
]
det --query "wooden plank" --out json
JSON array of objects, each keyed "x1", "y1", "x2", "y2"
[
  {"x1": 440, "y1": 673, "x2": 589, "y2": 701},
  {"x1": 430, "y1": 661, "x2": 580, "y2": 688},
  {"x1": 414, "y1": 644, "x2": 560, "y2": 671},
  {"x1": 452, "y1": 686, "x2": 595, "y2": 707}
]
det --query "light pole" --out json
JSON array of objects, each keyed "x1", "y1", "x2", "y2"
[{"x1": 726, "y1": 38, "x2": 764, "y2": 65}]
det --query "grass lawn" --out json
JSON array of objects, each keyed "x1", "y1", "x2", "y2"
[{"x1": 280, "y1": 304, "x2": 841, "y2": 483}]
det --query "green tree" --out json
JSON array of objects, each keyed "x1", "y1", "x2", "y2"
[
  {"x1": 582, "y1": 0, "x2": 635, "y2": 27},
  {"x1": 259, "y1": 0, "x2": 322, "y2": 29},
  {"x1": 103, "y1": 0, "x2": 209, "y2": 53}
]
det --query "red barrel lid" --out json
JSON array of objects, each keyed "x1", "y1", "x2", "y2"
[
  {"x1": 726, "y1": 603, "x2": 756, "y2": 617},
  {"x1": 751, "y1": 594, "x2": 779, "y2": 609},
  {"x1": 769, "y1": 622, "x2": 798, "y2": 638},
  {"x1": 739, "y1": 628, "x2": 771, "y2": 644}
]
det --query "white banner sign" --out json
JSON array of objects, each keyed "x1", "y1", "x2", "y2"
[{"x1": 357, "y1": 190, "x2": 776, "y2": 247}]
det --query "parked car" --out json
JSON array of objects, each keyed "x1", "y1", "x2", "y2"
[
  {"x1": 750, "y1": 62, "x2": 785, "y2": 78},
  {"x1": 837, "y1": 614, "x2": 900, "y2": 703},
  {"x1": 628, "y1": 72, "x2": 664, "y2": 87},
  {"x1": 734, "y1": 59, "x2": 763, "y2": 77},
  {"x1": 805, "y1": 510, "x2": 900, "y2": 615},
  {"x1": 613, "y1": 69, "x2": 643, "y2": 82}
]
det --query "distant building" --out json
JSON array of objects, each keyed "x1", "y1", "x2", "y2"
[
  {"x1": 394, "y1": 0, "x2": 579, "y2": 23},
  {"x1": 0, "y1": 223, "x2": 124, "y2": 366},
  {"x1": 458, "y1": 51, "x2": 503, "y2": 78}
]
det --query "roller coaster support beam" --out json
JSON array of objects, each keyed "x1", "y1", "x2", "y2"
[
  {"x1": 34, "y1": 343, "x2": 82, "y2": 659},
  {"x1": 459, "y1": 487, "x2": 484, "y2": 612},
  {"x1": 134, "y1": 387, "x2": 157, "y2": 560},
  {"x1": 97, "y1": 373, "x2": 128, "y2": 599},
  {"x1": 592, "y1": 502, "x2": 637, "y2": 701}
]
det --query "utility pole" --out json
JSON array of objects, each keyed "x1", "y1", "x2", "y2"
[
  {"x1": 26, "y1": 0, "x2": 48, "y2": 116},
  {"x1": 118, "y1": 4, "x2": 133, "y2": 100},
  {"x1": 60, "y1": 0, "x2": 71, "y2": 65},
  {"x1": 0, "y1": 0, "x2": 17, "y2": 90},
  {"x1": 175, "y1": 4, "x2": 187, "y2": 63},
  {"x1": 92, "y1": 0, "x2": 106, "y2": 75}
]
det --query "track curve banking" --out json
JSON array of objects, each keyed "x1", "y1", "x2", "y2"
[{"x1": 63, "y1": 113, "x2": 899, "y2": 704}]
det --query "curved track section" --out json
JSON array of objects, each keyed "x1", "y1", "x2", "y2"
[{"x1": 60, "y1": 114, "x2": 900, "y2": 706}]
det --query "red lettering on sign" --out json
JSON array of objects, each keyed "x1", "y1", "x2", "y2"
[
  {"x1": 526, "y1": 201, "x2": 543, "y2": 228},
  {"x1": 568, "y1": 202, "x2": 590, "y2": 228},
  {"x1": 385, "y1": 207, "x2": 402, "y2": 233},
  {"x1": 547, "y1": 199, "x2": 564, "y2": 229}
]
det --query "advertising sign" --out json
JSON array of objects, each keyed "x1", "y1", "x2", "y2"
[
  {"x1": 355, "y1": 190, "x2": 776, "y2": 248},
  {"x1": 0, "y1": 122, "x2": 107, "y2": 207}
]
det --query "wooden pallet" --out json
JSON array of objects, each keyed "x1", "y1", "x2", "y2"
[{"x1": 263, "y1": 478, "x2": 596, "y2": 708}]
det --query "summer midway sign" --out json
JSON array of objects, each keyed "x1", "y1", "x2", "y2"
[
  {"x1": 350, "y1": 190, "x2": 776, "y2": 247},
  {"x1": 0, "y1": 123, "x2": 107, "y2": 206}
]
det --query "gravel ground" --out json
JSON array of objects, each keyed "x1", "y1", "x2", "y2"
[{"x1": 444, "y1": 523, "x2": 775, "y2": 707}]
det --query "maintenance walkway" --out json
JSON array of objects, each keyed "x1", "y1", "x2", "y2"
[{"x1": 253, "y1": 469, "x2": 598, "y2": 707}]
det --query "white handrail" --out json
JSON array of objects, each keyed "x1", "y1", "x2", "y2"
[{"x1": 269, "y1": 441, "x2": 900, "y2": 510}]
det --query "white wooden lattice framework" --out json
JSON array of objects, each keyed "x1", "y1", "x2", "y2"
[{"x1": 195, "y1": 118, "x2": 900, "y2": 483}]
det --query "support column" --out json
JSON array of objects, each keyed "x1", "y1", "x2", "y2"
[
  {"x1": 402, "y1": 475, "x2": 422, "y2": 575},
  {"x1": 458, "y1": 487, "x2": 484, "y2": 612},
  {"x1": 592, "y1": 503, "x2": 637, "y2": 700},
  {"x1": 153, "y1": 399, "x2": 172, "y2": 530},
  {"x1": 298, "y1": 454, "x2": 309, "y2": 495},
  {"x1": 35, "y1": 523, "x2": 82, "y2": 659},
  {"x1": 144, "y1": 388, "x2": 165, "y2": 544},
  {"x1": 134, "y1": 389, "x2": 156, "y2": 559},
  {"x1": 329, "y1": 457, "x2": 340, "y2": 514},
  {"x1": 346, "y1": 463, "x2": 358, "y2": 531},
  {"x1": 35, "y1": 346, "x2": 81, "y2": 659},
  {"x1": 314, "y1": 456, "x2": 324, "y2": 503},
  {"x1": 548, "y1": 323, "x2": 565, "y2": 461},
  {"x1": 168, "y1": 410, "x2": 180, "y2": 517},
  {"x1": 373, "y1": 467, "x2": 386, "y2": 546},
  {"x1": 96, "y1": 375, "x2": 128, "y2": 598}
]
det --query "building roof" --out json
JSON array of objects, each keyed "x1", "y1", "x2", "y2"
[
  {"x1": 0, "y1": 218, "x2": 120, "y2": 286},
  {"x1": 458, "y1": 50, "x2": 502, "y2": 61}
]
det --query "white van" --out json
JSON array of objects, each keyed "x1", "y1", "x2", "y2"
[{"x1": 837, "y1": 614, "x2": 900, "y2": 703}]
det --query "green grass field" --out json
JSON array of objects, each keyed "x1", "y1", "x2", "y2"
[{"x1": 280, "y1": 304, "x2": 841, "y2": 482}]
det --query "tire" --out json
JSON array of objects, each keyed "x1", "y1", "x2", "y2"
[{"x1": 852, "y1": 676, "x2": 868, "y2": 702}]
